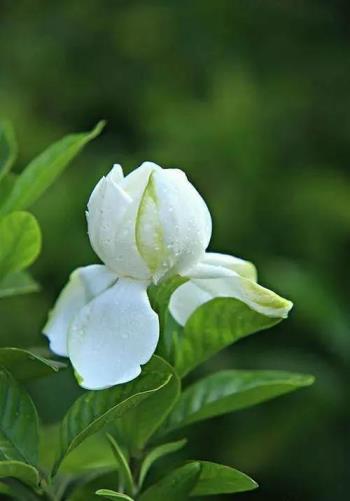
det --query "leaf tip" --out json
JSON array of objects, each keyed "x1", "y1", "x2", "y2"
[
  {"x1": 301, "y1": 374, "x2": 316, "y2": 386},
  {"x1": 90, "y1": 120, "x2": 107, "y2": 138}
]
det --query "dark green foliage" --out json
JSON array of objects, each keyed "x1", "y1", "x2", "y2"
[
  {"x1": 162, "y1": 370, "x2": 315, "y2": 433},
  {"x1": 0, "y1": 347, "x2": 65, "y2": 381},
  {"x1": 0, "y1": 2, "x2": 344, "y2": 499},
  {"x1": 53, "y1": 356, "x2": 172, "y2": 475},
  {"x1": 0, "y1": 368, "x2": 39, "y2": 465}
]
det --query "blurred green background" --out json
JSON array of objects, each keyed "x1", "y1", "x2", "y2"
[{"x1": 0, "y1": 1, "x2": 349, "y2": 499}]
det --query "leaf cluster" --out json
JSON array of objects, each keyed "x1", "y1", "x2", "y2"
[{"x1": 0, "y1": 122, "x2": 314, "y2": 500}]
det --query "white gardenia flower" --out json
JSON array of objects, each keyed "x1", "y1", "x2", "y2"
[{"x1": 43, "y1": 161, "x2": 292, "y2": 390}]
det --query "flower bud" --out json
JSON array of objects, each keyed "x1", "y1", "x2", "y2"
[{"x1": 87, "y1": 162, "x2": 212, "y2": 282}]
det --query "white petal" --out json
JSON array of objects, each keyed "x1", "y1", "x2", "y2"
[
  {"x1": 185, "y1": 252, "x2": 257, "y2": 281},
  {"x1": 87, "y1": 174, "x2": 131, "y2": 253},
  {"x1": 120, "y1": 161, "x2": 161, "y2": 198},
  {"x1": 87, "y1": 168, "x2": 151, "y2": 279},
  {"x1": 155, "y1": 169, "x2": 212, "y2": 275},
  {"x1": 169, "y1": 269, "x2": 293, "y2": 326},
  {"x1": 68, "y1": 278, "x2": 159, "y2": 390},
  {"x1": 136, "y1": 168, "x2": 212, "y2": 282},
  {"x1": 167, "y1": 280, "x2": 212, "y2": 327},
  {"x1": 135, "y1": 177, "x2": 164, "y2": 276},
  {"x1": 110, "y1": 164, "x2": 124, "y2": 184},
  {"x1": 43, "y1": 265, "x2": 117, "y2": 357},
  {"x1": 79, "y1": 265, "x2": 118, "y2": 297}
]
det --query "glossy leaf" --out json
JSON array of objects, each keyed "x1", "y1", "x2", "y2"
[
  {"x1": 138, "y1": 462, "x2": 200, "y2": 501},
  {"x1": 0, "y1": 120, "x2": 17, "y2": 181},
  {"x1": 149, "y1": 276, "x2": 187, "y2": 361},
  {"x1": 140, "y1": 460, "x2": 257, "y2": 499},
  {"x1": 0, "y1": 121, "x2": 105, "y2": 214},
  {"x1": 0, "y1": 211, "x2": 41, "y2": 279},
  {"x1": 174, "y1": 297, "x2": 281, "y2": 377},
  {"x1": 148, "y1": 275, "x2": 187, "y2": 331},
  {"x1": 156, "y1": 313, "x2": 183, "y2": 364},
  {"x1": 96, "y1": 489, "x2": 134, "y2": 500},
  {"x1": 0, "y1": 368, "x2": 39, "y2": 465},
  {"x1": 0, "y1": 461, "x2": 39, "y2": 488},
  {"x1": 138, "y1": 438, "x2": 187, "y2": 488},
  {"x1": 114, "y1": 357, "x2": 180, "y2": 452},
  {"x1": 0, "y1": 347, "x2": 66, "y2": 381},
  {"x1": 53, "y1": 356, "x2": 172, "y2": 475},
  {"x1": 106, "y1": 434, "x2": 134, "y2": 495},
  {"x1": 163, "y1": 370, "x2": 315, "y2": 433},
  {"x1": 191, "y1": 461, "x2": 258, "y2": 496},
  {"x1": 40, "y1": 425, "x2": 117, "y2": 476},
  {"x1": 0, "y1": 271, "x2": 40, "y2": 298}
]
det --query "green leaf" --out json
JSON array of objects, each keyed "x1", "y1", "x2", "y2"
[
  {"x1": 174, "y1": 297, "x2": 281, "y2": 377},
  {"x1": 96, "y1": 489, "x2": 134, "y2": 500},
  {"x1": 138, "y1": 462, "x2": 200, "y2": 501},
  {"x1": 2, "y1": 480, "x2": 39, "y2": 501},
  {"x1": 138, "y1": 438, "x2": 187, "y2": 488},
  {"x1": 106, "y1": 434, "x2": 134, "y2": 495},
  {"x1": 0, "y1": 347, "x2": 66, "y2": 381},
  {"x1": 148, "y1": 276, "x2": 187, "y2": 361},
  {"x1": 191, "y1": 461, "x2": 258, "y2": 496},
  {"x1": 114, "y1": 357, "x2": 180, "y2": 452},
  {"x1": 140, "y1": 461, "x2": 257, "y2": 499},
  {"x1": 148, "y1": 273, "x2": 187, "y2": 323},
  {"x1": 156, "y1": 314, "x2": 182, "y2": 365},
  {"x1": 0, "y1": 368, "x2": 39, "y2": 465},
  {"x1": 40, "y1": 426, "x2": 116, "y2": 475},
  {"x1": 163, "y1": 370, "x2": 315, "y2": 433},
  {"x1": 53, "y1": 356, "x2": 173, "y2": 475},
  {"x1": 0, "y1": 174, "x2": 16, "y2": 205},
  {"x1": 0, "y1": 271, "x2": 39, "y2": 298},
  {"x1": 0, "y1": 120, "x2": 17, "y2": 181},
  {"x1": 0, "y1": 121, "x2": 105, "y2": 214},
  {"x1": 0, "y1": 461, "x2": 39, "y2": 489},
  {"x1": 0, "y1": 211, "x2": 41, "y2": 279}
]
